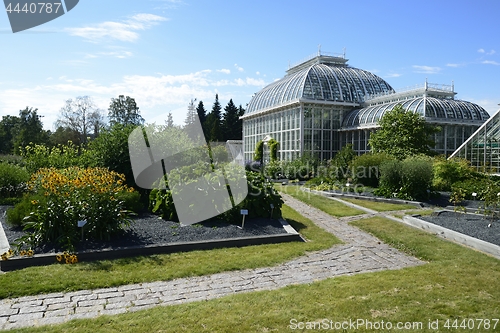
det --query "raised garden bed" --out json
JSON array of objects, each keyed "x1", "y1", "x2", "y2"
[{"x1": 0, "y1": 206, "x2": 302, "y2": 271}]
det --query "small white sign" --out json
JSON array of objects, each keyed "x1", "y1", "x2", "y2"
[
  {"x1": 270, "y1": 204, "x2": 274, "y2": 209},
  {"x1": 77, "y1": 220, "x2": 87, "y2": 228},
  {"x1": 240, "y1": 209, "x2": 248, "y2": 215}
]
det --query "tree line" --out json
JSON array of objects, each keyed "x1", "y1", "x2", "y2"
[
  {"x1": 0, "y1": 94, "x2": 245, "y2": 155},
  {"x1": 185, "y1": 94, "x2": 244, "y2": 142}
]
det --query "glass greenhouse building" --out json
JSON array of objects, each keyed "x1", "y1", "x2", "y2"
[
  {"x1": 241, "y1": 53, "x2": 490, "y2": 161},
  {"x1": 450, "y1": 108, "x2": 500, "y2": 173}
]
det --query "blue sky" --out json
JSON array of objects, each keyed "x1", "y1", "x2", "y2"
[{"x1": 1, "y1": 0, "x2": 499, "y2": 130}]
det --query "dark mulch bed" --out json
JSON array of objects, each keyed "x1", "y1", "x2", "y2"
[
  {"x1": 419, "y1": 211, "x2": 500, "y2": 247},
  {"x1": 0, "y1": 205, "x2": 289, "y2": 255},
  {"x1": 301, "y1": 186, "x2": 500, "y2": 247}
]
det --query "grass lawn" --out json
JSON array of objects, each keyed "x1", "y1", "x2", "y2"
[
  {"x1": 9, "y1": 216, "x2": 500, "y2": 333},
  {"x1": 0, "y1": 205, "x2": 341, "y2": 299},
  {"x1": 391, "y1": 209, "x2": 436, "y2": 219},
  {"x1": 276, "y1": 184, "x2": 365, "y2": 217},
  {"x1": 341, "y1": 197, "x2": 418, "y2": 212}
]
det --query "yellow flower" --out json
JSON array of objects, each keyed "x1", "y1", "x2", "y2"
[
  {"x1": 27, "y1": 250, "x2": 34, "y2": 257},
  {"x1": 56, "y1": 254, "x2": 62, "y2": 262}
]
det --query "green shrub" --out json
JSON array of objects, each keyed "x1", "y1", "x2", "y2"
[
  {"x1": 0, "y1": 154, "x2": 25, "y2": 166},
  {"x1": 86, "y1": 124, "x2": 137, "y2": 187},
  {"x1": 13, "y1": 167, "x2": 135, "y2": 252},
  {"x1": 432, "y1": 156, "x2": 475, "y2": 191},
  {"x1": 400, "y1": 156, "x2": 433, "y2": 200},
  {"x1": 349, "y1": 152, "x2": 393, "y2": 187},
  {"x1": 21, "y1": 142, "x2": 88, "y2": 174},
  {"x1": 0, "y1": 162, "x2": 30, "y2": 203},
  {"x1": 375, "y1": 157, "x2": 433, "y2": 201},
  {"x1": 451, "y1": 177, "x2": 493, "y2": 200},
  {"x1": 6, "y1": 193, "x2": 46, "y2": 227},
  {"x1": 116, "y1": 190, "x2": 143, "y2": 213},
  {"x1": 264, "y1": 160, "x2": 284, "y2": 179},
  {"x1": 149, "y1": 164, "x2": 283, "y2": 223},
  {"x1": 329, "y1": 144, "x2": 356, "y2": 180},
  {"x1": 281, "y1": 157, "x2": 319, "y2": 180}
]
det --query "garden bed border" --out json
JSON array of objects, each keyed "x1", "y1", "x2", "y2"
[
  {"x1": 402, "y1": 213, "x2": 500, "y2": 259},
  {"x1": 0, "y1": 218, "x2": 303, "y2": 272}
]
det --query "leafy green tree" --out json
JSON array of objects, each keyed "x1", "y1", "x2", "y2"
[
  {"x1": 108, "y1": 95, "x2": 144, "y2": 127},
  {"x1": 12, "y1": 107, "x2": 49, "y2": 154},
  {"x1": 0, "y1": 115, "x2": 20, "y2": 154},
  {"x1": 49, "y1": 126, "x2": 81, "y2": 146},
  {"x1": 369, "y1": 104, "x2": 440, "y2": 160},
  {"x1": 86, "y1": 124, "x2": 137, "y2": 187}
]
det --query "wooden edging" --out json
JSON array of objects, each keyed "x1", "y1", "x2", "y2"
[{"x1": 0, "y1": 219, "x2": 303, "y2": 272}]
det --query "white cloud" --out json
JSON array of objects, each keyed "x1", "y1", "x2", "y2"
[
  {"x1": 217, "y1": 69, "x2": 231, "y2": 74},
  {"x1": 385, "y1": 73, "x2": 402, "y2": 78},
  {"x1": 256, "y1": 71, "x2": 260, "y2": 75},
  {"x1": 0, "y1": 70, "x2": 268, "y2": 129},
  {"x1": 482, "y1": 60, "x2": 500, "y2": 66},
  {"x1": 65, "y1": 14, "x2": 168, "y2": 42},
  {"x1": 478, "y1": 48, "x2": 496, "y2": 56},
  {"x1": 412, "y1": 65, "x2": 441, "y2": 74},
  {"x1": 234, "y1": 64, "x2": 244, "y2": 72},
  {"x1": 446, "y1": 63, "x2": 464, "y2": 68}
]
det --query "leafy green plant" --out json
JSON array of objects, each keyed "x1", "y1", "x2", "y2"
[
  {"x1": 432, "y1": 156, "x2": 475, "y2": 191},
  {"x1": 21, "y1": 142, "x2": 89, "y2": 174},
  {"x1": 349, "y1": 152, "x2": 393, "y2": 187},
  {"x1": 254, "y1": 140, "x2": 264, "y2": 162},
  {"x1": 451, "y1": 177, "x2": 491, "y2": 200},
  {"x1": 268, "y1": 138, "x2": 279, "y2": 162},
  {"x1": 375, "y1": 156, "x2": 433, "y2": 201},
  {"x1": 13, "y1": 167, "x2": 135, "y2": 253},
  {"x1": 0, "y1": 162, "x2": 29, "y2": 203},
  {"x1": 150, "y1": 164, "x2": 283, "y2": 223}
]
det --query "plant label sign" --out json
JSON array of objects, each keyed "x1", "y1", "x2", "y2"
[
  {"x1": 240, "y1": 209, "x2": 248, "y2": 215},
  {"x1": 77, "y1": 220, "x2": 87, "y2": 228}
]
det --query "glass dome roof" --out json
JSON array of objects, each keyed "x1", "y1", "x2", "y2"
[
  {"x1": 342, "y1": 97, "x2": 490, "y2": 128},
  {"x1": 246, "y1": 57, "x2": 394, "y2": 115}
]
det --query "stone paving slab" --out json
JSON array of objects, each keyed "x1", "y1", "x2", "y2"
[{"x1": 0, "y1": 193, "x2": 423, "y2": 331}]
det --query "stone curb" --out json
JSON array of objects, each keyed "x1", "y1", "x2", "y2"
[
  {"x1": 403, "y1": 215, "x2": 500, "y2": 259},
  {"x1": 0, "y1": 219, "x2": 303, "y2": 272}
]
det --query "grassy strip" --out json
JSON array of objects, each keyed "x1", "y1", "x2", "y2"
[
  {"x1": 276, "y1": 185, "x2": 365, "y2": 217},
  {"x1": 0, "y1": 205, "x2": 340, "y2": 299},
  {"x1": 341, "y1": 198, "x2": 418, "y2": 212},
  {"x1": 11, "y1": 217, "x2": 500, "y2": 333},
  {"x1": 391, "y1": 209, "x2": 436, "y2": 219}
]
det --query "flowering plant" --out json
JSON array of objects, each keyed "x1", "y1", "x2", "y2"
[{"x1": 14, "y1": 167, "x2": 135, "y2": 253}]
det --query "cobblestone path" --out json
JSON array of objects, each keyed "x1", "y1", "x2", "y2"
[{"x1": 0, "y1": 193, "x2": 423, "y2": 330}]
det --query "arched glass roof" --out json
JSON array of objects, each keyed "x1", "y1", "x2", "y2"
[
  {"x1": 342, "y1": 97, "x2": 490, "y2": 128},
  {"x1": 246, "y1": 61, "x2": 394, "y2": 115}
]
